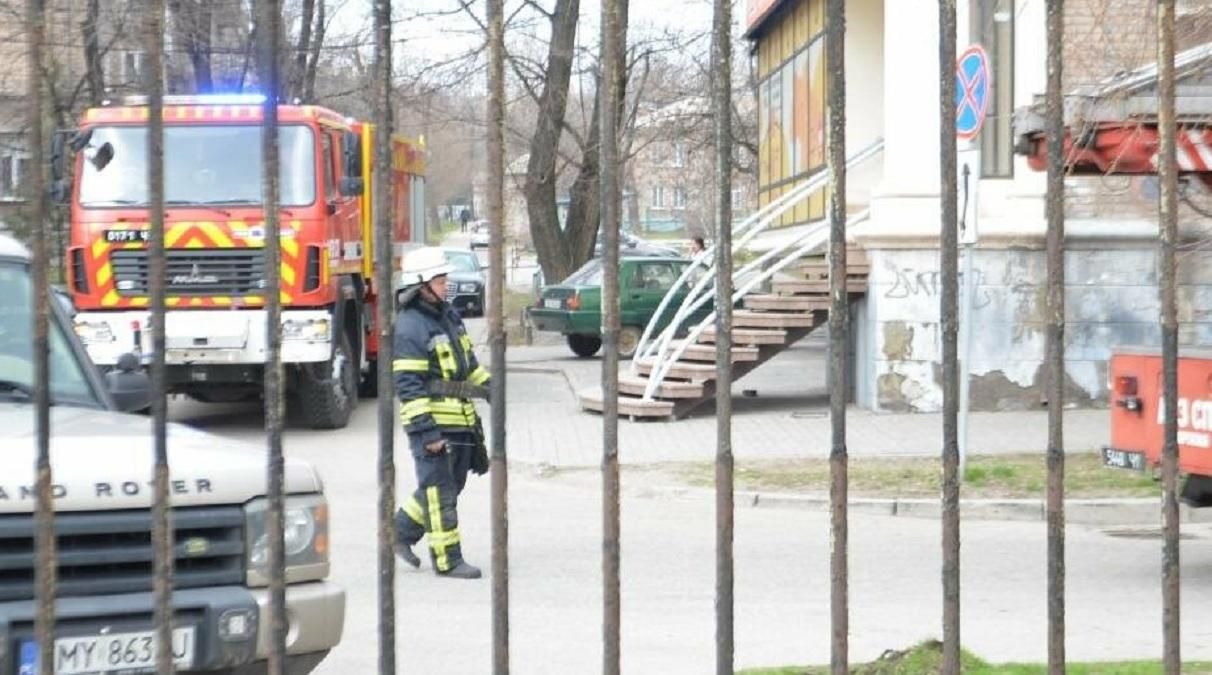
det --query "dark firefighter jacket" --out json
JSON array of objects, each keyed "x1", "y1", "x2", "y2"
[{"x1": 392, "y1": 293, "x2": 490, "y2": 445}]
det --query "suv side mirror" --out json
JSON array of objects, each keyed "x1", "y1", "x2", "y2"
[{"x1": 105, "y1": 352, "x2": 152, "y2": 413}]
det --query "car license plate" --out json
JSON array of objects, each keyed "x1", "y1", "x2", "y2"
[
  {"x1": 1102, "y1": 447, "x2": 1146, "y2": 471},
  {"x1": 544, "y1": 298, "x2": 562, "y2": 309},
  {"x1": 102, "y1": 229, "x2": 149, "y2": 244},
  {"x1": 18, "y1": 627, "x2": 195, "y2": 674}
]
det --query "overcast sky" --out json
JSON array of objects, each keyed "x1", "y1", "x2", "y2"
[{"x1": 329, "y1": 0, "x2": 721, "y2": 62}]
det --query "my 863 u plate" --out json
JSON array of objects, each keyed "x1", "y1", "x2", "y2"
[{"x1": 19, "y1": 626, "x2": 194, "y2": 674}]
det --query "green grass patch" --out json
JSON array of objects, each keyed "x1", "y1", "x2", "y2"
[
  {"x1": 741, "y1": 640, "x2": 1212, "y2": 674},
  {"x1": 677, "y1": 452, "x2": 1159, "y2": 499}
]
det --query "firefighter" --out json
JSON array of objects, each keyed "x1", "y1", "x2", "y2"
[{"x1": 392, "y1": 246, "x2": 491, "y2": 579}]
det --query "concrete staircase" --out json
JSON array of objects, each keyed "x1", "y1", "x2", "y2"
[{"x1": 577, "y1": 248, "x2": 869, "y2": 420}]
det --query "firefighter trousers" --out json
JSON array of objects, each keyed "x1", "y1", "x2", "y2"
[{"x1": 395, "y1": 430, "x2": 476, "y2": 572}]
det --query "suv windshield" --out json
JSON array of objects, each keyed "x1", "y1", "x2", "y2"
[
  {"x1": 0, "y1": 261, "x2": 103, "y2": 408},
  {"x1": 78, "y1": 125, "x2": 316, "y2": 207},
  {"x1": 444, "y1": 251, "x2": 480, "y2": 273}
]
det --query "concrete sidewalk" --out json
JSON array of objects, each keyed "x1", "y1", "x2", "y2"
[{"x1": 489, "y1": 333, "x2": 1109, "y2": 468}]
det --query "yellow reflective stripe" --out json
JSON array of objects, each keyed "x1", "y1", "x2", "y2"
[
  {"x1": 392, "y1": 358, "x2": 429, "y2": 373},
  {"x1": 400, "y1": 398, "x2": 433, "y2": 423},
  {"x1": 427, "y1": 486, "x2": 449, "y2": 572},
  {"x1": 468, "y1": 366, "x2": 489, "y2": 386},
  {"x1": 434, "y1": 343, "x2": 457, "y2": 378},
  {"x1": 459, "y1": 334, "x2": 473, "y2": 351},
  {"x1": 402, "y1": 496, "x2": 425, "y2": 524},
  {"x1": 429, "y1": 529, "x2": 460, "y2": 548},
  {"x1": 431, "y1": 413, "x2": 474, "y2": 427}
]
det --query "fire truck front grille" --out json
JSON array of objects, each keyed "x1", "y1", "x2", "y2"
[
  {"x1": 110, "y1": 249, "x2": 267, "y2": 297},
  {"x1": 0, "y1": 506, "x2": 246, "y2": 601}
]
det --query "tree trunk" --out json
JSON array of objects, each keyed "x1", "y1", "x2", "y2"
[
  {"x1": 290, "y1": 0, "x2": 316, "y2": 99},
  {"x1": 303, "y1": 0, "x2": 325, "y2": 101},
  {"x1": 169, "y1": 0, "x2": 214, "y2": 93},
  {"x1": 523, "y1": 0, "x2": 579, "y2": 283},
  {"x1": 82, "y1": 0, "x2": 104, "y2": 105}
]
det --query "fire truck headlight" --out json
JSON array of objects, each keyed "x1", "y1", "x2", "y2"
[
  {"x1": 281, "y1": 318, "x2": 331, "y2": 342},
  {"x1": 74, "y1": 320, "x2": 116, "y2": 344},
  {"x1": 458, "y1": 282, "x2": 479, "y2": 294}
]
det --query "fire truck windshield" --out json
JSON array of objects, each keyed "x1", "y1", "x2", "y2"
[{"x1": 77, "y1": 124, "x2": 317, "y2": 208}]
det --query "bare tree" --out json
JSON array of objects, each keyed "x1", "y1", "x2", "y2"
[{"x1": 168, "y1": 0, "x2": 215, "y2": 92}]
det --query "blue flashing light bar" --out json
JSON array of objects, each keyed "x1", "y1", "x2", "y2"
[{"x1": 120, "y1": 93, "x2": 268, "y2": 106}]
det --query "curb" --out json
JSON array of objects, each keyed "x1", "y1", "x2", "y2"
[{"x1": 647, "y1": 486, "x2": 1212, "y2": 525}]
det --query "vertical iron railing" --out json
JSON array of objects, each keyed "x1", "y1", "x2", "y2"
[
  {"x1": 1043, "y1": 1, "x2": 1066, "y2": 673},
  {"x1": 144, "y1": 2, "x2": 175, "y2": 672},
  {"x1": 937, "y1": 2, "x2": 961, "y2": 674},
  {"x1": 1157, "y1": 2, "x2": 1182, "y2": 672},
  {"x1": 371, "y1": 2, "x2": 397, "y2": 674},
  {"x1": 26, "y1": 0, "x2": 55, "y2": 673},
  {"x1": 711, "y1": 0, "x2": 734, "y2": 670},
  {"x1": 825, "y1": 1, "x2": 849, "y2": 673},
  {"x1": 486, "y1": 0, "x2": 511, "y2": 671},
  {"x1": 599, "y1": 0, "x2": 623, "y2": 670},
  {"x1": 254, "y1": 1, "x2": 288, "y2": 672}
]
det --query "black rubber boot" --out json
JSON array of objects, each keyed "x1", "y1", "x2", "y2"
[
  {"x1": 437, "y1": 561, "x2": 482, "y2": 579},
  {"x1": 394, "y1": 542, "x2": 421, "y2": 569}
]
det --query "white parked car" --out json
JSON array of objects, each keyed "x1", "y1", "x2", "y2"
[{"x1": 469, "y1": 220, "x2": 491, "y2": 249}]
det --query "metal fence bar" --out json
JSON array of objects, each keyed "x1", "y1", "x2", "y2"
[
  {"x1": 1043, "y1": 1, "x2": 1066, "y2": 672},
  {"x1": 143, "y1": 2, "x2": 174, "y2": 672},
  {"x1": 711, "y1": 0, "x2": 734, "y2": 670},
  {"x1": 486, "y1": 0, "x2": 511, "y2": 671},
  {"x1": 600, "y1": 0, "x2": 624, "y2": 670},
  {"x1": 26, "y1": 0, "x2": 55, "y2": 672},
  {"x1": 254, "y1": 1, "x2": 288, "y2": 672},
  {"x1": 1157, "y1": 2, "x2": 1182, "y2": 672},
  {"x1": 937, "y1": 2, "x2": 961, "y2": 673},
  {"x1": 825, "y1": 0, "x2": 848, "y2": 672},
  {"x1": 371, "y1": 2, "x2": 397, "y2": 673}
]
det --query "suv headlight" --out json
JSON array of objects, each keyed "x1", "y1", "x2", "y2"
[
  {"x1": 281, "y1": 317, "x2": 330, "y2": 342},
  {"x1": 244, "y1": 494, "x2": 329, "y2": 586},
  {"x1": 457, "y1": 282, "x2": 479, "y2": 294}
]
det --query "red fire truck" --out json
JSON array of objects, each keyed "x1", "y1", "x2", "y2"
[{"x1": 57, "y1": 94, "x2": 426, "y2": 429}]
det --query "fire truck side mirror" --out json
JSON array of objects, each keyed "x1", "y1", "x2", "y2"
[
  {"x1": 339, "y1": 176, "x2": 364, "y2": 197},
  {"x1": 343, "y1": 130, "x2": 362, "y2": 178}
]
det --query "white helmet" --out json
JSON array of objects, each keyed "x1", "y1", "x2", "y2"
[{"x1": 399, "y1": 246, "x2": 454, "y2": 287}]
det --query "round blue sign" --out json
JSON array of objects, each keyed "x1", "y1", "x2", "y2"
[{"x1": 956, "y1": 45, "x2": 991, "y2": 140}]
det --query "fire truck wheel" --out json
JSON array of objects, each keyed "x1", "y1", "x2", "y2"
[{"x1": 299, "y1": 331, "x2": 357, "y2": 430}]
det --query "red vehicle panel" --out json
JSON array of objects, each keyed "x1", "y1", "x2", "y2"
[{"x1": 1109, "y1": 350, "x2": 1212, "y2": 477}]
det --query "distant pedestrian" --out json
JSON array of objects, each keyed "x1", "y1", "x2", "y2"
[
  {"x1": 460, "y1": 208, "x2": 471, "y2": 233},
  {"x1": 688, "y1": 235, "x2": 707, "y2": 259}
]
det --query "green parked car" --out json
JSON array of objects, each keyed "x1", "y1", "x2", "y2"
[{"x1": 528, "y1": 256, "x2": 710, "y2": 358}]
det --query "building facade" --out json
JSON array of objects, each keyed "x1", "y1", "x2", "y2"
[{"x1": 747, "y1": 0, "x2": 1212, "y2": 412}]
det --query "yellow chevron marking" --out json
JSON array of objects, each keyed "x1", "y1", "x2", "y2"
[
  {"x1": 138, "y1": 108, "x2": 149, "y2": 120},
  {"x1": 166, "y1": 223, "x2": 190, "y2": 248},
  {"x1": 175, "y1": 107, "x2": 186, "y2": 119},
  {"x1": 91, "y1": 239, "x2": 109, "y2": 259},
  {"x1": 130, "y1": 297, "x2": 149, "y2": 307},
  {"x1": 243, "y1": 296, "x2": 264, "y2": 305},
  {"x1": 281, "y1": 237, "x2": 299, "y2": 258},
  {"x1": 124, "y1": 242, "x2": 142, "y2": 249},
  {"x1": 96, "y1": 263, "x2": 112, "y2": 287},
  {"x1": 167, "y1": 297, "x2": 181, "y2": 307},
  {"x1": 190, "y1": 298, "x2": 202, "y2": 306},
  {"x1": 121, "y1": 108, "x2": 132, "y2": 120},
  {"x1": 213, "y1": 297, "x2": 232, "y2": 306},
  {"x1": 281, "y1": 292, "x2": 293, "y2": 303},
  {"x1": 198, "y1": 221, "x2": 234, "y2": 248},
  {"x1": 184, "y1": 237, "x2": 204, "y2": 249},
  {"x1": 101, "y1": 290, "x2": 120, "y2": 306},
  {"x1": 194, "y1": 107, "x2": 206, "y2": 120},
  {"x1": 87, "y1": 109, "x2": 99, "y2": 121},
  {"x1": 281, "y1": 262, "x2": 297, "y2": 286}
]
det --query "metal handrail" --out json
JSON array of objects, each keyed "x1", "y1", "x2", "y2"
[
  {"x1": 631, "y1": 139, "x2": 884, "y2": 400},
  {"x1": 638, "y1": 209, "x2": 870, "y2": 399}
]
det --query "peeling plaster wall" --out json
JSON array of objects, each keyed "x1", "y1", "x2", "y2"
[{"x1": 855, "y1": 244, "x2": 1201, "y2": 413}]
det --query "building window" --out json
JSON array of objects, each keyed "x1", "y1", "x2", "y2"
[
  {"x1": 111, "y1": 50, "x2": 147, "y2": 87},
  {"x1": 670, "y1": 142, "x2": 689, "y2": 168},
  {"x1": 0, "y1": 152, "x2": 29, "y2": 201},
  {"x1": 973, "y1": 0, "x2": 1014, "y2": 178},
  {"x1": 755, "y1": 0, "x2": 826, "y2": 227},
  {"x1": 672, "y1": 187, "x2": 687, "y2": 209},
  {"x1": 651, "y1": 185, "x2": 665, "y2": 208}
]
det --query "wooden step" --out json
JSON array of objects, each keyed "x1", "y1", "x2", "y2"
[
  {"x1": 734, "y1": 309, "x2": 820, "y2": 329},
  {"x1": 773, "y1": 279, "x2": 868, "y2": 295},
  {"x1": 743, "y1": 294, "x2": 830, "y2": 312},
  {"x1": 701, "y1": 326, "x2": 788, "y2": 345},
  {"x1": 672, "y1": 342, "x2": 760, "y2": 363},
  {"x1": 619, "y1": 375, "x2": 705, "y2": 399},
  {"x1": 634, "y1": 358, "x2": 718, "y2": 382},
  {"x1": 578, "y1": 389, "x2": 674, "y2": 418},
  {"x1": 799, "y1": 262, "x2": 871, "y2": 280}
]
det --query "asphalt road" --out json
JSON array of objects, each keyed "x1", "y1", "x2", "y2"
[{"x1": 167, "y1": 389, "x2": 1212, "y2": 673}]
